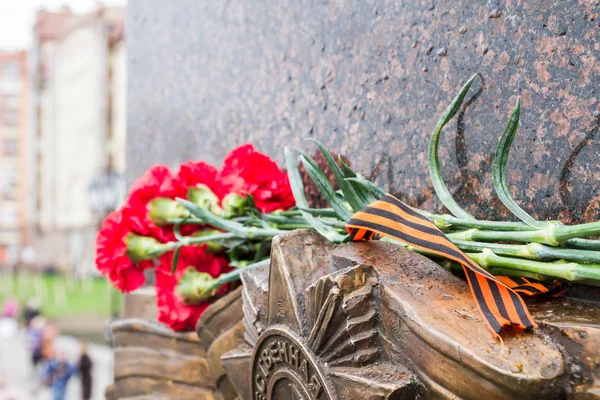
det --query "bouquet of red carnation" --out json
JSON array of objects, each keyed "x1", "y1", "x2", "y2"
[
  {"x1": 97, "y1": 75, "x2": 600, "y2": 339},
  {"x1": 95, "y1": 144, "x2": 296, "y2": 331}
]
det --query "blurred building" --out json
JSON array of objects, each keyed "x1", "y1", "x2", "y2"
[
  {"x1": 30, "y1": 6, "x2": 126, "y2": 274},
  {"x1": 0, "y1": 51, "x2": 30, "y2": 268}
]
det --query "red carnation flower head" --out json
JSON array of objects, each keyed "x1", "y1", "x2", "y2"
[
  {"x1": 169, "y1": 160, "x2": 221, "y2": 199},
  {"x1": 95, "y1": 210, "x2": 153, "y2": 292},
  {"x1": 127, "y1": 165, "x2": 175, "y2": 203},
  {"x1": 219, "y1": 144, "x2": 295, "y2": 213},
  {"x1": 123, "y1": 165, "x2": 176, "y2": 242},
  {"x1": 155, "y1": 245, "x2": 230, "y2": 331}
]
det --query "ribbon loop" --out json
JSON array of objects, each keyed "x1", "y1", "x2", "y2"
[{"x1": 346, "y1": 194, "x2": 539, "y2": 337}]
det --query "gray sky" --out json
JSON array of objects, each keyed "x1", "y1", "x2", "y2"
[{"x1": 0, "y1": 0, "x2": 126, "y2": 51}]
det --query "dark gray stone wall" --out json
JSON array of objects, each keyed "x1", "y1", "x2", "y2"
[{"x1": 126, "y1": 0, "x2": 600, "y2": 223}]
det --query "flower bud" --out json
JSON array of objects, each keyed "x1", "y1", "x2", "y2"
[
  {"x1": 187, "y1": 184, "x2": 222, "y2": 215},
  {"x1": 148, "y1": 197, "x2": 189, "y2": 226},
  {"x1": 230, "y1": 259, "x2": 251, "y2": 268},
  {"x1": 125, "y1": 233, "x2": 170, "y2": 262},
  {"x1": 176, "y1": 268, "x2": 216, "y2": 304},
  {"x1": 222, "y1": 193, "x2": 248, "y2": 218},
  {"x1": 192, "y1": 229, "x2": 226, "y2": 254}
]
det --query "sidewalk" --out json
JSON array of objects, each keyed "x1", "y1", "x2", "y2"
[{"x1": 0, "y1": 327, "x2": 112, "y2": 400}]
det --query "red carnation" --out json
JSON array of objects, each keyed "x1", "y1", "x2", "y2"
[
  {"x1": 169, "y1": 160, "x2": 222, "y2": 199},
  {"x1": 155, "y1": 245, "x2": 230, "y2": 331},
  {"x1": 128, "y1": 165, "x2": 175, "y2": 202},
  {"x1": 95, "y1": 211, "x2": 152, "y2": 292},
  {"x1": 219, "y1": 144, "x2": 295, "y2": 213},
  {"x1": 123, "y1": 165, "x2": 176, "y2": 242}
]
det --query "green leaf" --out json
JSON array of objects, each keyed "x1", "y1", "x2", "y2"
[
  {"x1": 285, "y1": 147, "x2": 311, "y2": 209},
  {"x1": 319, "y1": 218, "x2": 348, "y2": 230},
  {"x1": 177, "y1": 198, "x2": 250, "y2": 237},
  {"x1": 338, "y1": 156, "x2": 377, "y2": 205},
  {"x1": 306, "y1": 139, "x2": 366, "y2": 211},
  {"x1": 428, "y1": 73, "x2": 478, "y2": 220},
  {"x1": 300, "y1": 155, "x2": 353, "y2": 221},
  {"x1": 244, "y1": 192, "x2": 257, "y2": 209},
  {"x1": 284, "y1": 147, "x2": 346, "y2": 242},
  {"x1": 171, "y1": 246, "x2": 182, "y2": 275},
  {"x1": 253, "y1": 240, "x2": 271, "y2": 262},
  {"x1": 345, "y1": 177, "x2": 386, "y2": 199},
  {"x1": 338, "y1": 156, "x2": 356, "y2": 178},
  {"x1": 297, "y1": 207, "x2": 339, "y2": 218},
  {"x1": 492, "y1": 98, "x2": 543, "y2": 228},
  {"x1": 173, "y1": 218, "x2": 188, "y2": 242}
]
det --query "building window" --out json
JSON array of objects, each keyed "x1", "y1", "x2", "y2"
[
  {"x1": 2, "y1": 95, "x2": 18, "y2": 108},
  {"x1": 0, "y1": 62, "x2": 21, "y2": 94},
  {"x1": 1, "y1": 108, "x2": 18, "y2": 126},
  {"x1": 1, "y1": 62, "x2": 19, "y2": 78},
  {"x1": 0, "y1": 210, "x2": 18, "y2": 226},
  {"x1": 3, "y1": 139, "x2": 17, "y2": 156},
  {"x1": 1, "y1": 166, "x2": 18, "y2": 200}
]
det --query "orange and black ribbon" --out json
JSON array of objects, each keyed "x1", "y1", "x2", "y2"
[
  {"x1": 346, "y1": 193, "x2": 543, "y2": 337},
  {"x1": 497, "y1": 276, "x2": 564, "y2": 297}
]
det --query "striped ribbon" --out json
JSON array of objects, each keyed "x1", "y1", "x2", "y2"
[
  {"x1": 497, "y1": 276, "x2": 564, "y2": 297},
  {"x1": 346, "y1": 193, "x2": 557, "y2": 337}
]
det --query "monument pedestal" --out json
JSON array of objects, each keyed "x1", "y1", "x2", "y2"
[
  {"x1": 223, "y1": 230, "x2": 600, "y2": 400},
  {"x1": 107, "y1": 287, "x2": 245, "y2": 399},
  {"x1": 107, "y1": 231, "x2": 599, "y2": 399}
]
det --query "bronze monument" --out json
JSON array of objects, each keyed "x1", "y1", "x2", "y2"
[{"x1": 222, "y1": 230, "x2": 599, "y2": 399}]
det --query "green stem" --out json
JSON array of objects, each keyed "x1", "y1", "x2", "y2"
[
  {"x1": 448, "y1": 226, "x2": 556, "y2": 245},
  {"x1": 492, "y1": 98, "x2": 546, "y2": 228},
  {"x1": 260, "y1": 215, "x2": 308, "y2": 225},
  {"x1": 420, "y1": 211, "x2": 535, "y2": 231},
  {"x1": 482, "y1": 268, "x2": 549, "y2": 282},
  {"x1": 319, "y1": 219, "x2": 348, "y2": 230},
  {"x1": 217, "y1": 259, "x2": 270, "y2": 286},
  {"x1": 150, "y1": 232, "x2": 239, "y2": 256},
  {"x1": 553, "y1": 221, "x2": 600, "y2": 242},
  {"x1": 168, "y1": 218, "x2": 205, "y2": 225},
  {"x1": 297, "y1": 207, "x2": 341, "y2": 218},
  {"x1": 565, "y1": 238, "x2": 600, "y2": 250},
  {"x1": 448, "y1": 221, "x2": 600, "y2": 246},
  {"x1": 179, "y1": 232, "x2": 237, "y2": 246},
  {"x1": 271, "y1": 209, "x2": 303, "y2": 217},
  {"x1": 428, "y1": 74, "x2": 478, "y2": 221},
  {"x1": 452, "y1": 240, "x2": 600, "y2": 263},
  {"x1": 466, "y1": 249, "x2": 600, "y2": 284},
  {"x1": 437, "y1": 260, "x2": 549, "y2": 281},
  {"x1": 270, "y1": 224, "x2": 314, "y2": 230},
  {"x1": 385, "y1": 237, "x2": 600, "y2": 284}
]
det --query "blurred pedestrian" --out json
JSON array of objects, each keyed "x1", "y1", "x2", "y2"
[
  {"x1": 22, "y1": 297, "x2": 41, "y2": 329},
  {"x1": 26, "y1": 316, "x2": 46, "y2": 368},
  {"x1": 0, "y1": 299, "x2": 18, "y2": 339},
  {"x1": 42, "y1": 350, "x2": 76, "y2": 400},
  {"x1": 41, "y1": 321, "x2": 59, "y2": 362},
  {"x1": 2, "y1": 299, "x2": 17, "y2": 319},
  {"x1": 78, "y1": 342, "x2": 93, "y2": 400}
]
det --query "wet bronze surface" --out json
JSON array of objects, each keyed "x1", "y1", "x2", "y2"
[
  {"x1": 223, "y1": 230, "x2": 600, "y2": 399},
  {"x1": 110, "y1": 288, "x2": 246, "y2": 399},
  {"x1": 127, "y1": 0, "x2": 600, "y2": 223}
]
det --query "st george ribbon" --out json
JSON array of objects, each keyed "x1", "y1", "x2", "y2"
[{"x1": 346, "y1": 193, "x2": 560, "y2": 337}]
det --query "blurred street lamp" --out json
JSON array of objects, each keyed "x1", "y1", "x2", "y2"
[{"x1": 89, "y1": 169, "x2": 124, "y2": 216}]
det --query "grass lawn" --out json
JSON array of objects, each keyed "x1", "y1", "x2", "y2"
[{"x1": 0, "y1": 273, "x2": 122, "y2": 319}]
